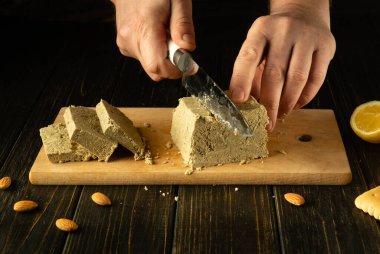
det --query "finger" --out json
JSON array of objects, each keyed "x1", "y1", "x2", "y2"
[
  {"x1": 295, "y1": 49, "x2": 332, "y2": 109},
  {"x1": 251, "y1": 58, "x2": 266, "y2": 100},
  {"x1": 229, "y1": 25, "x2": 267, "y2": 103},
  {"x1": 278, "y1": 43, "x2": 313, "y2": 118},
  {"x1": 170, "y1": 0, "x2": 196, "y2": 51},
  {"x1": 139, "y1": 22, "x2": 182, "y2": 80},
  {"x1": 259, "y1": 39, "x2": 292, "y2": 131}
]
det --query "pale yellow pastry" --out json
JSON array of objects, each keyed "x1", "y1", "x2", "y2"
[{"x1": 355, "y1": 186, "x2": 380, "y2": 220}]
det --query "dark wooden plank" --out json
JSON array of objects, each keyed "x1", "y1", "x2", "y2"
[
  {"x1": 63, "y1": 185, "x2": 177, "y2": 253},
  {"x1": 0, "y1": 22, "x2": 124, "y2": 253},
  {"x1": 173, "y1": 185, "x2": 280, "y2": 253},
  {"x1": 274, "y1": 13, "x2": 380, "y2": 253}
]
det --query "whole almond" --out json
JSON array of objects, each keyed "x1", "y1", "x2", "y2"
[
  {"x1": 56, "y1": 218, "x2": 78, "y2": 232},
  {"x1": 284, "y1": 193, "x2": 305, "y2": 206},
  {"x1": 91, "y1": 192, "x2": 111, "y2": 206},
  {"x1": 0, "y1": 176, "x2": 11, "y2": 190},
  {"x1": 13, "y1": 200, "x2": 38, "y2": 212}
]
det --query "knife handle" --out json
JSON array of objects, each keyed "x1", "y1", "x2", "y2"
[{"x1": 168, "y1": 39, "x2": 194, "y2": 73}]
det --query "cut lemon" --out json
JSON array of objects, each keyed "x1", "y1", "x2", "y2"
[{"x1": 350, "y1": 101, "x2": 380, "y2": 143}]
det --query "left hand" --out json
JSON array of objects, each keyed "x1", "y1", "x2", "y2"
[{"x1": 229, "y1": 1, "x2": 336, "y2": 131}]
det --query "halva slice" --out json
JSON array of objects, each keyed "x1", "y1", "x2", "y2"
[
  {"x1": 96, "y1": 99, "x2": 145, "y2": 160},
  {"x1": 63, "y1": 106, "x2": 118, "y2": 162},
  {"x1": 39, "y1": 123, "x2": 93, "y2": 163},
  {"x1": 170, "y1": 95, "x2": 269, "y2": 168}
]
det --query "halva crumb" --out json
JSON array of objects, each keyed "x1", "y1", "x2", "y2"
[
  {"x1": 165, "y1": 141, "x2": 173, "y2": 150},
  {"x1": 239, "y1": 160, "x2": 247, "y2": 165},
  {"x1": 184, "y1": 168, "x2": 194, "y2": 175}
]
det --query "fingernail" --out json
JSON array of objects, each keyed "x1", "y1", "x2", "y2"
[
  {"x1": 231, "y1": 87, "x2": 245, "y2": 102},
  {"x1": 182, "y1": 33, "x2": 194, "y2": 44}
]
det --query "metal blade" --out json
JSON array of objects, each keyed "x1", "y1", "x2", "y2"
[{"x1": 182, "y1": 66, "x2": 253, "y2": 136}]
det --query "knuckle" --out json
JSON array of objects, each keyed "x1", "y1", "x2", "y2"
[
  {"x1": 327, "y1": 33, "x2": 337, "y2": 56},
  {"x1": 231, "y1": 71, "x2": 250, "y2": 83},
  {"x1": 174, "y1": 16, "x2": 193, "y2": 28},
  {"x1": 310, "y1": 71, "x2": 326, "y2": 84},
  {"x1": 118, "y1": 48, "x2": 128, "y2": 56},
  {"x1": 288, "y1": 70, "x2": 308, "y2": 84},
  {"x1": 116, "y1": 36, "x2": 125, "y2": 50},
  {"x1": 118, "y1": 25, "x2": 132, "y2": 41},
  {"x1": 150, "y1": 75, "x2": 162, "y2": 82},
  {"x1": 145, "y1": 61, "x2": 159, "y2": 75},
  {"x1": 239, "y1": 46, "x2": 259, "y2": 63},
  {"x1": 265, "y1": 65, "x2": 284, "y2": 83},
  {"x1": 252, "y1": 16, "x2": 268, "y2": 29}
]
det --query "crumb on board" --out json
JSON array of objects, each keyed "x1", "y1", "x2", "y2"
[
  {"x1": 239, "y1": 160, "x2": 247, "y2": 165},
  {"x1": 144, "y1": 186, "x2": 148, "y2": 191},
  {"x1": 143, "y1": 122, "x2": 151, "y2": 128},
  {"x1": 276, "y1": 149, "x2": 287, "y2": 155},
  {"x1": 145, "y1": 157, "x2": 153, "y2": 165},
  {"x1": 144, "y1": 150, "x2": 154, "y2": 165},
  {"x1": 174, "y1": 196, "x2": 178, "y2": 202},
  {"x1": 184, "y1": 168, "x2": 194, "y2": 175},
  {"x1": 162, "y1": 193, "x2": 166, "y2": 197},
  {"x1": 165, "y1": 141, "x2": 173, "y2": 150},
  {"x1": 235, "y1": 187, "x2": 239, "y2": 192}
]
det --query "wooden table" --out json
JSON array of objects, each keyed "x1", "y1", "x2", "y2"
[{"x1": 0, "y1": 3, "x2": 379, "y2": 253}]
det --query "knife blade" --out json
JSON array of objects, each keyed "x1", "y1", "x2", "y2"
[{"x1": 168, "y1": 40, "x2": 253, "y2": 136}]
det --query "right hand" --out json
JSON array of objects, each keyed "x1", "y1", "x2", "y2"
[{"x1": 112, "y1": 0, "x2": 196, "y2": 81}]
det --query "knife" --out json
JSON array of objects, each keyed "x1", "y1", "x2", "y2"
[{"x1": 168, "y1": 39, "x2": 253, "y2": 136}]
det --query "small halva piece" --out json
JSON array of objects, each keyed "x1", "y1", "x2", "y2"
[
  {"x1": 39, "y1": 123, "x2": 93, "y2": 163},
  {"x1": 96, "y1": 99, "x2": 145, "y2": 160},
  {"x1": 64, "y1": 106, "x2": 118, "y2": 162}
]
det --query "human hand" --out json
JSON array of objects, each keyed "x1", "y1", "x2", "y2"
[
  {"x1": 229, "y1": 0, "x2": 336, "y2": 131},
  {"x1": 112, "y1": 0, "x2": 196, "y2": 81}
]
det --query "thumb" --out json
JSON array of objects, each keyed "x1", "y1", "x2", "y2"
[{"x1": 170, "y1": 0, "x2": 196, "y2": 51}]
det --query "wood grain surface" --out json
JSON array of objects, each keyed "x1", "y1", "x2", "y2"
[
  {"x1": 30, "y1": 108, "x2": 351, "y2": 185},
  {"x1": 0, "y1": 7, "x2": 379, "y2": 254}
]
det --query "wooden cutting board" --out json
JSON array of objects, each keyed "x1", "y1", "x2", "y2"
[{"x1": 29, "y1": 108, "x2": 352, "y2": 185}]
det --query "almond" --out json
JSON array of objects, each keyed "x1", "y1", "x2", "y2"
[
  {"x1": 91, "y1": 192, "x2": 111, "y2": 206},
  {"x1": 0, "y1": 176, "x2": 11, "y2": 190},
  {"x1": 13, "y1": 200, "x2": 38, "y2": 212},
  {"x1": 56, "y1": 218, "x2": 78, "y2": 232},
  {"x1": 284, "y1": 193, "x2": 305, "y2": 206}
]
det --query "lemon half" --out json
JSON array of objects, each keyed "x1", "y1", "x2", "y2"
[{"x1": 350, "y1": 101, "x2": 380, "y2": 143}]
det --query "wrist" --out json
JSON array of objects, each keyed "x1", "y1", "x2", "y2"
[{"x1": 269, "y1": 0, "x2": 331, "y2": 27}]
